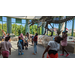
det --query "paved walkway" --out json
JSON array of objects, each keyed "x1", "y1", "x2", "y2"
[{"x1": 0, "y1": 41, "x2": 75, "y2": 58}]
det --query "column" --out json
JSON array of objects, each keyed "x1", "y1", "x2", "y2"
[
  {"x1": 59, "y1": 16, "x2": 61, "y2": 31},
  {"x1": 65, "y1": 16, "x2": 67, "y2": 31},
  {"x1": 53, "y1": 23, "x2": 54, "y2": 35},
  {"x1": 47, "y1": 25, "x2": 48, "y2": 35},
  {"x1": 25, "y1": 19, "x2": 29, "y2": 34},
  {"x1": 7, "y1": 17, "x2": 11, "y2": 34},
  {"x1": 2, "y1": 17, "x2": 3, "y2": 29},
  {"x1": 32, "y1": 25, "x2": 33, "y2": 34},
  {"x1": 71, "y1": 18, "x2": 74, "y2": 36},
  {"x1": 42, "y1": 22, "x2": 44, "y2": 35}
]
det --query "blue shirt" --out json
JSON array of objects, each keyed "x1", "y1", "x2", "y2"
[{"x1": 19, "y1": 40, "x2": 22, "y2": 43}]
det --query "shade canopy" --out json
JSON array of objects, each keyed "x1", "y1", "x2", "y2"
[{"x1": 6, "y1": 16, "x2": 42, "y2": 19}]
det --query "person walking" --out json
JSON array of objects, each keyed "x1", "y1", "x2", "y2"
[
  {"x1": 17, "y1": 37, "x2": 24, "y2": 55},
  {"x1": 42, "y1": 36, "x2": 63, "y2": 58},
  {"x1": 32, "y1": 33, "x2": 38, "y2": 55},
  {"x1": 60, "y1": 31, "x2": 69, "y2": 57},
  {"x1": 0, "y1": 36, "x2": 12, "y2": 58},
  {"x1": 19, "y1": 33, "x2": 24, "y2": 50},
  {"x1": 24, "y1": 35, "x2": 29, "y2": 50}
]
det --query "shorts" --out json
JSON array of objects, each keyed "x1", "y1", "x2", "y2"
[
  {"x1": 2, "y1": 51, "x2": 9, "y2": 58},
  {"x1": 47, "y1": 53, "x2": 58, "y2": 58},
  {"x1": 47, "y1": 50, "x2": 58, "y2": 58},
  {"x1": 24, "y1": 43, "x2": 28, "y2": 46}
]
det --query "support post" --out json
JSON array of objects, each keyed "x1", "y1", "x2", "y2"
[
  {"x1": 32, "y1": 25, "x2": 33, "y2": 34},
  {"x1": 53, "y1": 23, "x2": 54, "y2": 35},
  {"x1": 2, "y1": 17, "x2": 3, "y2": 29},
  {"x1": 71, "y1": 18, "x2": 74, "y2": 36},
  {"x1": 7, "y1": 17, "x2": 11, "y2": 34},
  {"x1": 47, "y1": 25, "x2": 48, "y2": 35},
  {"x1": 25, "y1": 19, "x2": 29, "y2": 35},
  {"x1": 65, "y1": 16, "x2": 67, "y2": 31},
  {"x1": 42, "y1": 22, "x2": 44, "y2": 35},
  {"x1": 59, "y1": 16, "x2": 61, "y2": 31}
]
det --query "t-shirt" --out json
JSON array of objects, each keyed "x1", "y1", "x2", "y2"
[
  {"x1": 33, "y1": 36, "x2": 38, "y2": 42},
  {"x1": 24, "y1": 37, "x2": 28, "y2": 43},
  {"x1": 0, "y1": 41, "x2": 12, "y2": 52},
  {"x1": 48, "y1": 41, "x2": 60, "y2": 51},
  {"x1": 32, "y1": 36, "x2": 34, "y2": 40}
]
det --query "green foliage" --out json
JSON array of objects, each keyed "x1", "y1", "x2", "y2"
[{"x1": 0, "y1": 23, "x2": 75, "y2": 37}]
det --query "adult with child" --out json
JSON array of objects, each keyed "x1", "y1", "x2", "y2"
[
  {"x1": 60, "y1": 31, "x2": 69, "y2": 57},
  {"x1": 0, "y1": 36, "x2": 12, "y2": 58},
  {"x1": 19, "y1": 33, "x2": 24, "y2": 50},
  {"x1": 17, "y1": 36, "x2": 24, "y2": 55},
  {"x1": 24, "y1": 35, "x2": 29, "y2": 50},
  {"x1": 42, "y1": 36, "x2": 63, "y2": 58},
  {"x1": 32, "y1": 33, "x2": 38, "y2": 55}
]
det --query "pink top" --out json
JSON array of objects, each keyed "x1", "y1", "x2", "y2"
[
  {"x1": 19, "y1": 33, "x2": 24, "y2": 40},
  {"x1": 0, "y1": 41, "x2": 12, "y2": 52},
  {"x1": 61, "y1": 37, "x2": 67, "y2": 46}
]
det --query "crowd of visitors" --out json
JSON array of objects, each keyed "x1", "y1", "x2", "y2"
[{"x1": 0, "y1": 30, "x2": 70, "y2": 58}]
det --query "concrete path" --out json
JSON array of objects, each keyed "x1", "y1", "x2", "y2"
[{"x1": 0, "y1": 41, "x2": 75, "y2": 58}]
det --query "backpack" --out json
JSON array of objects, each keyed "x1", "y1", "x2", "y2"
[{"x1": 18, "y1": 40, "x2": 22, "y2": 48}]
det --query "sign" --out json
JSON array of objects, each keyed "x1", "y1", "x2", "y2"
[
  {"x1": 16, "y1": 18, "x2": 21, "y2": 23},
  {"x1": 0, "y1": 16, "x2": 2, "y2": 21}
]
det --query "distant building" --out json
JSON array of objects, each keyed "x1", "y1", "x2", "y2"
[{"x1": 68, "y1": 29, "x2": 75, "y2": 34}]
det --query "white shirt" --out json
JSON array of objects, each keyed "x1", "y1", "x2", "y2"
[
  {"x1": 0, "y1": 41, "x2": 12, "y2": 52},
  {"x1": 48, "y1": 41, "x2": 60, "y2": 51}
]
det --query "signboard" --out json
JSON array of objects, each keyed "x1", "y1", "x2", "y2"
[
  {"x1": 0, "y1": 16, "x2": 2, "y2": 21},
  {"x1": 16, "y1": 18, "x2": 21, "y2": 23}
]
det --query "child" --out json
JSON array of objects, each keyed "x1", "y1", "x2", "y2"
[
  {"x1": 24, "y1": 35, "x2": 29, "y2": 50},
  {"x1": 32, "y1": 35, "x2": 34, "y2": 45},
  {"x1": 0, "y1": 36, "x2": 12, "y2": 58},
  {"x1": 42, "y1": 36, "x2": 63, "y2": 58},
  {"x1": 17, "y1": 37, "x2": 24, "y2": 55}
]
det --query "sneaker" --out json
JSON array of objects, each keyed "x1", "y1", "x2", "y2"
[
  {"x1": 32, "y1": 53, "x2": 36, "y2": 55},
  {"x1": 21, "y1": 53, "x2": 24, "y2": 55},
  {"x1": 60, "y1": 54, "x2": 64, "y2": 56},
  {"x1": 18, "y1": 53, "x2": 20, "y2": 55},
  {"x1": 66, "y1": 54, "x2": 70, "y2": 57}
]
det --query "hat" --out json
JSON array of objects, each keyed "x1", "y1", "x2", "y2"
[{"x1": 63, "y1": 31, "x2": 65, "y2": 33}]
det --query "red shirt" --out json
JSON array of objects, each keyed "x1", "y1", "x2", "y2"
[{"x1": 33, "y1": 36, "x2": 38, "y2": 42}]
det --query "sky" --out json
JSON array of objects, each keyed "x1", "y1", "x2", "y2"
[{"x1": 0, "y1": 17, "x2": 75, "y2": 30}]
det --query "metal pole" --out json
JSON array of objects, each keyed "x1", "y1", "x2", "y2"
[
  {"x1": 71, "y1": 18, "x2": 74, "y2": 36},
  {"x1": 65, "y1": 16, "x2": 67, "y2": 31},
  {"x1": 59, "y1": 16, "x2": 61, "y2": 31},
  {"x1": 2, "y1": 16, "x2": 3, "y2": 29}
]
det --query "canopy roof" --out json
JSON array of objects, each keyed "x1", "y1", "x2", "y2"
[{"x1": 6, "y1": 16, "x2": 42, "y2": 19}]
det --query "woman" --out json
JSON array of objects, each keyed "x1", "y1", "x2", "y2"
[
  {"x1": 24, "y1": 35, "x2": 29, "y2": 50},
  {"x1": 0, "y1": 36, "x2": 12, "y2": 58},
  {"x1": 60, "y1": 31, "x2": 69, "y2": 57},
  {"x1": 26, "y1": 32, "x2": 29, "y2": 39},
  {"x1": 42, "y1": 36, "x2": 62, "y2": 58},
  {"x1": 32, "y1": 33, "x2": 38, "y2": 55},
  {"x1": 19, "y1": 33, "x2": 24, "y2": 50}
]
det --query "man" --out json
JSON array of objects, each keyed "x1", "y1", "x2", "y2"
[{"x1": 32, "y1": 33, "x2": 38, "y2": 55}]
